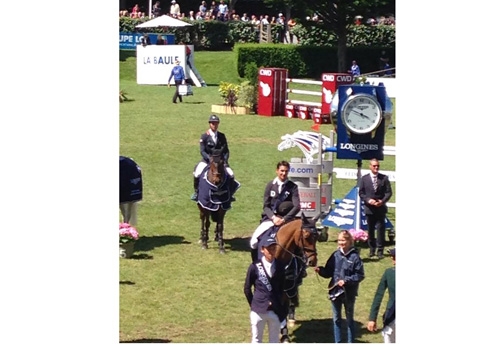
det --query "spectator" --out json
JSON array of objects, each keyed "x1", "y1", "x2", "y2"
[
  {"x1": 156, "y1": 34, "x2": 166, "y2": 45},
  {"x1": 261, "y1": 15, "x2": 270, "y2": 25},
  {"x1": 152, "y1": 1, "x2": 161, "y2": 18},
  {"x1": 276, "y1": 13, "x2": 286, "y2": 42},
  {"x1": 131, "y1": 4, "x2": 140, "y2": 18},
  {"x1": 218, "y1": 0, "x2": 228, "y2": 21},
  {"x1": 251, "y1": 14, "x2": 260, "y2": 25},
  {"x1": 241, "y1": 13, "x2": 249, "y2": 22},
  {"x1": 188, "y1": 10, "x2": 195, "y2": 20},
  {"x1": 140, "y1": 33, "x2": 151, "y2": 46},
  {"x1": 350, "y1": 60, "x2": 361, "y2": 76},
  {"x1": 354, "y1": 15, "x2": 362, "y2": 25},
  {"x1": 195, "y1": 11, "x2": 204, "y2": 20},
  {"x1": 210, "y1": 1, "x2": 218, "y2": 19},
  {"x1": 170, "y1": 0, "x2": 180, "y2": 18},
  {"x1": 367, "y1": 248, "x2": 396, "y2": 343},
  {"x1": 199, "y1": 1, "x2": 207, "y2": 17},
  {"x1": 287, "y1": 17, "x2": 297, "y2": 43}
]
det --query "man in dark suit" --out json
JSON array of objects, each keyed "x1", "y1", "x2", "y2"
[
  {"x1": 191, "y1": 114, "x2": 234, "y2": 200},
  {"x1": 359, "y1": 158, "x2": 393, "y2": 259}
]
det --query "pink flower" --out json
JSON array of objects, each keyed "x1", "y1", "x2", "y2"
[
  {"x1": 119, "y1": 223, "x2": 139, "y2": 243},
  {"x1": 348, "y1": 228, "x2": 368, "y2": 242}
]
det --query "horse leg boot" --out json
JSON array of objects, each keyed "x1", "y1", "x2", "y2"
[
  {"x1": 280, "y1": 321, "x2": 290, "y2": 343},
  {"x1": 191, "y1": 176, "x2": 199, "y2": 201}
]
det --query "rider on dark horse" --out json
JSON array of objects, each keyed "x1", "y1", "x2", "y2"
[
  {"x1": 191, "y1": 114, "x2": 235, "y2": 201},
  {"x1": 249, "y1": 160, "x2": 301, "y2": 262}
]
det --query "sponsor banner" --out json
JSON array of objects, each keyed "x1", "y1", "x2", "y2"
[
  {"x1": 119, "y1": 32, "x2": 175, "y2": 50},
  {"x1": 288, "y1": 161, "x2": 333, "y2": 177},
  {"x1": 333, "y1": 168, "x2": 396, "y2": 182}
]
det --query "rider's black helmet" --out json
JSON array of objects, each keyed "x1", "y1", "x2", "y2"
[{"x1": 208, "y1": 114, "x2": 220, "y2": 123}]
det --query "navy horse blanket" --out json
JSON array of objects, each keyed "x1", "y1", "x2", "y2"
[{"x1": 197, "y1": 168, "x2": 240, "y2": 211}]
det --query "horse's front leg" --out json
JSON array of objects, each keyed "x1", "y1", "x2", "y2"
[
  {"x1": 216, "y1": 221, "x2": 225, "y2": 254},
  {"x1": 200, "y1": 212, "x2": 209, "y2": 250}
]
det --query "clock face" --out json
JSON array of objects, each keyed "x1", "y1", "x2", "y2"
[{"x1": 341, "y1": 94, "x2": 382, "y2": 134}]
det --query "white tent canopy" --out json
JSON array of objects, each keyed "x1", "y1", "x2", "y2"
[{"x1": 135, "y1": 14, "x2": 193, "y2": 28}]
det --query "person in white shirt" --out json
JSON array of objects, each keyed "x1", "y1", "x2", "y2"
[{"x1": 170, "y1": 0, "x2": 180, "y2": 18}]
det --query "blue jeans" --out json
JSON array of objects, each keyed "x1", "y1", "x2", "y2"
[{"x1": 331, "y1": 296, "x2": 356, "y2": 343}]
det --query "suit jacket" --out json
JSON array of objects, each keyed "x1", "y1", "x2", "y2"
[
  {"x1": 199, "y1": 130, "x2": 230, "y2": 163},
  {"x1": 358, "y1": 173, "x2": 392, "y2": 215},
  {"x1": 261, "y1": 179, "x2": 300, "y2": 223}
]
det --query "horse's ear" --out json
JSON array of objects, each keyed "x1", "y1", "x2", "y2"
[
  {"x1": 312, "y1": 213, "x2": 321, "y2": 223},
  {"x1": 301, "y1": 212, "x2": 307, "y2": 222}
]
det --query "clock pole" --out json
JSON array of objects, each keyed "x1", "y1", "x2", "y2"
[{"x1": 355, "y1": 159, "x2": 362, "y2": 230}]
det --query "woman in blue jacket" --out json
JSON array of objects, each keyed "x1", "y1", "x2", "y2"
[{"x1": 314, "y1": 230, "x2": 365, "y2": 343}]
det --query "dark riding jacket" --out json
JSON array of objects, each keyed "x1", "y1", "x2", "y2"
[
  {"x1": 199, "y1": 130, "x2": 229, "y2": 163},
  {"x1": 244, "y1": 258, "x2": 287, "y2": 321},
  {"x1": 261, "y1": 179, "x2": 301, "y2": 223}
]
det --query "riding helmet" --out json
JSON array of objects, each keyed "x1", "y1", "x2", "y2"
[{"x1": 208, "y1": 114, "x2": 220, "y2": 123}]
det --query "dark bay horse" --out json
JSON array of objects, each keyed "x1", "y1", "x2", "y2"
[
  {"x1": 274, "y1": 213, "x2": 320, "y2": 342},
  {"x1": 197, "y1": 149, "x2": 239, "y2": 254}
]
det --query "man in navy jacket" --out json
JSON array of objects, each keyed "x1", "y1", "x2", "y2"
[{"x1": 244, "y1": 233, "x2": 287, "y2": 343}]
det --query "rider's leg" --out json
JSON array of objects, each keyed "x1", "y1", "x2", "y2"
[
  {"x1": 191, "y1": 162, "x2": 207, "y2": 200},
  {"x1": 224, "y1": 164, "x2": 236, "y2": 201}
]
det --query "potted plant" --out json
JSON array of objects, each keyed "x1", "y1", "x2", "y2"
[
  {"x1": 211, "y1": 82, "x2": 250, "y2": 115},
  {"x1": 119, "y1": 223, "x2": 139, "y2": 258}
]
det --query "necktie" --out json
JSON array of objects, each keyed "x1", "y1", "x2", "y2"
[{"x1": 373, "y1": 175, "x2": 378, "y2": 191}]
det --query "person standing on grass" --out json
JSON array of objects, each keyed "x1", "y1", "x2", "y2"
[
  {"x1": 367, "y1": 248, "x2": 396, "y2": 343},
  {"x1": 349, "y1": 60, "x2": 361, "y2": 76},
  {"x1": 314, "y1": 230, "x2": 365, "y2": 343},
  {"x1": 244, "y1": 232, "x2": 287, "y2": 343},
  {"x1": 358, "y1": 158, "x2": 393, "y2": 259},
  {"x1": 167, "y1": 59, "x2": 185, "y2": 104}
]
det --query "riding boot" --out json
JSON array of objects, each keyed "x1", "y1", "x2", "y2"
[{"x1": 190, "y1": 176, "x2": 199, "y2": 201}]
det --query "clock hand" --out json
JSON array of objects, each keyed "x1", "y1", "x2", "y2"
[{"x1": 352, "y1": 109, "x2": 369, "y2": 119}]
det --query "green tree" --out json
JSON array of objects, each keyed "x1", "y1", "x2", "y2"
[{"x1": 264, "y1": 0, "x2": 393, "y2": 72}]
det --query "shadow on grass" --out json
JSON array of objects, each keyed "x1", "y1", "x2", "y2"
[
  {"x1": 224, "y1": 236, "x2": 252, "y2": 253},
  {"x1": 120, "y1": 339, "x2": 171, "y2": 343},
  {"x1": 120, "y1": 50, "x2": 136, "y2": 61},
  {"x1": 292, "y1": 318, "x2": 370, "y2": 343},
  {"x1": 182, "y1": 101, "x2": 205, "y2": 104},
  {"x1": 119, "y1": 281, "x2": 136, "y2": 285},
  {"x1": 134, "y1": 235, "x2": 188, "y2": 252}
]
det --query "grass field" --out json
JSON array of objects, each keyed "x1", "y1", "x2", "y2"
[{"x1": 119, "y1": 50, "x2": 396, "y2": 343}]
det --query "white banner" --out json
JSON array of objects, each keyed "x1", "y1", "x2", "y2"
[{"x1": 136, "y1": 45, "x2": 193, "y2": 85}]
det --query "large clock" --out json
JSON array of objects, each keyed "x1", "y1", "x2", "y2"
[{"x1": 340, "y1": 94, "x2": 383, "y2": 134}]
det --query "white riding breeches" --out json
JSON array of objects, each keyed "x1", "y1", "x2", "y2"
[
  {"x1": 250, "y1": 310, "x2": 281, "y2": 343},
  {"x1": 193, "y1": 161, "x2": 234, "y2": 178},
  {"x1": 120, "y1": 201, "x2": 139, "y2": 226},
  {"x1": 250, "y1": 220, "x2": 274, "y2": 249}
]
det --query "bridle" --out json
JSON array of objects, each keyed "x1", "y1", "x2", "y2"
[{"x1": 278, "y1": 225, "x2": 318, "y2": 265}]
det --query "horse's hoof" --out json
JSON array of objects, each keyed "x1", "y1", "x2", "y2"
[
  {"x1": 201, "y1": 244, "x2": 208, "y2": 250},
  {"x1": 281, "y1": 335, "x2": 290, "y2": 343},
  {"x1": 288, "y1": 319, "x2": 296, "y2": 328},
  {"x1": 219, "y1": 248, "x2": 226, "y2": 254}
]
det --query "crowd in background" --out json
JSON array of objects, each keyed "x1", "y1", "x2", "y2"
[{"x1": 119, "y1": 0, "x2": 396, "y2": 27}]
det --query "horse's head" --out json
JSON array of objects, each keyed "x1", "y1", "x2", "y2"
[
  {"x1": 299, "y1": 213, "x2": 320, "y2": 267},
  {"x1": 208, "y1": 148, "x2": 225, "y2": 185}
]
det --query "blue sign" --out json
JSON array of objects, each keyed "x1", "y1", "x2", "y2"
[
  {"x1": 119, "y1": 32, "x2": 175, "y2": 50},
  {"x1": 322, "y1": 186, "x2": 393, "y2": 230},
  {"x1": 336, "y1": 85, "x2": 388, "y2": 160}
]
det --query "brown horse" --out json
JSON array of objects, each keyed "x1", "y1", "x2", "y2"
[
  {"x1": 274, "y1": 213, "x2": 320, "y2": 342},
  {"x1": 197, "y1": 149, "x2": 239, "y2": 254}
]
